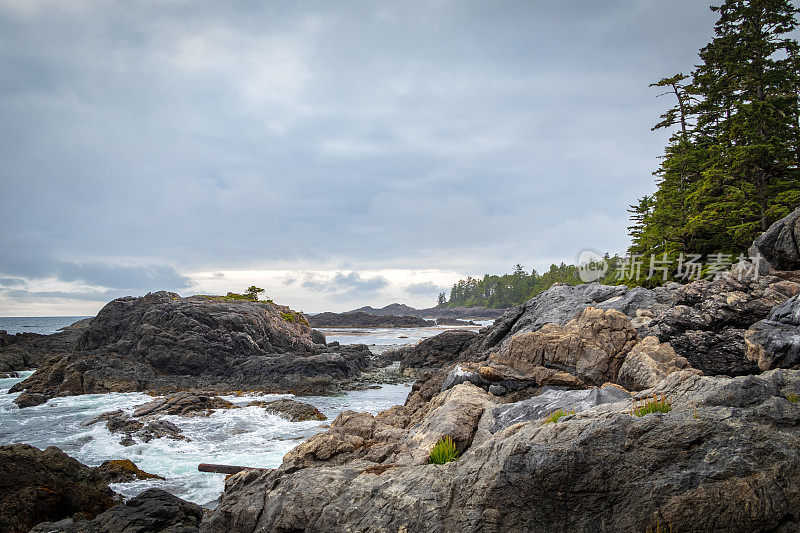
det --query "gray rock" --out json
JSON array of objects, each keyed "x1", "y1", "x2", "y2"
[
  {"x1": 746, "y1": 294, "x2": 800, "y2": 370},
  {"x1": 33, "y1": 488, "x2": 203, "y2": 532},
  {"x1": 11, "y1": 292, "x2": 373, "y2": 406},
  {"x1": 389, "y1": 330, "x2": 477, "y2": 373},
  {"x1": 748, "y1": 205, "x2": 800, "y2": 272},
  {"x1": 202, "y1": 370, "x2": 800, "y2": 533},
  {"x1": 490, "y1": 384, "x2": 630, "y2": 432}
]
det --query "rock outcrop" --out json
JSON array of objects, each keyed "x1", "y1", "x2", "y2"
[
  {"x1": 247, "y1": 398, "x2": 327, "y2": 422},
  {"x1": 388, "y1": 330, "x2": 477, "y2": 375},
  {"x1": 0, "y1": 444, "x2": 118, "y2": 533},
  {"x1": 202, "y1": 369, "x2": 800, "y2": 533},
  {"x1": 749, "y1": 205, "x2": 800, "y2": 272},
  {"x1": 495, "y1": 307, "x2": 638, "y2": 386},
  {"x1": 10, "y1": 292, "x2": 372, "y2": 407},
  {"x1": 617, "y1": 336, "x2": 699, "y2": 391},
  {"x1": 0, "y1": 327, "x2": 82, "y2": 374},
  {"x1": 745, "y1": 294, "x2": 800, "y2": 370},
  {"x1": 31, "y1": 488, "x2": 203, "y2": 533},
  {"x1": 307, "y1": 311, "x2": 434, "y2": 328}
]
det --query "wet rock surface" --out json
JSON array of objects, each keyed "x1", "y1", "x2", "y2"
[
  {"x1": 10, "y1": 293, "x2": 373, "y2": 406},
  {"x1": 31, "y1": 488, "x2": 203, "y2": 533},
  {"x1": 246, "y1": 398, "x2": 327, "y2": 422},
  {"x1": 749, "y1": 205, "x2": 800, "y2": 272},
  {"x1": 0, "y1": 444, "x2": 118, "y2": 533},
  {"x1": 746, "y1": 294, "x2": 800, "y2": 370},
  {"x1": 202, "y1": 370, "x2": 800, "y2": 533}
]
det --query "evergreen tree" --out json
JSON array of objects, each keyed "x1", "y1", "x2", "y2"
[{"x1": 632, "y1": 0, "x2": 800, "y2": 265}]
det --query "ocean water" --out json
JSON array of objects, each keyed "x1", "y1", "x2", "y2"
[
  {"x1": 318, "y1": 320, "x2": 493, "y2": 346},
  {"x1": 0, "y1": 316, "x2": 487, "y2": 505},
  {"x1": 0, "y1": 316, "x2": 91, "y2": 335},
  {"x1": 0, "y1": 371, "x2": 411, "y2": 505}
]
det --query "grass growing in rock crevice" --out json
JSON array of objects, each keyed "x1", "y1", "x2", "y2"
[
  {"x1": 428, "y1": 436, "x2": 460, "y2": 464},
  {"x1": 787, "y1": 393, "x2": 799, "y2": 403},
  {"x1": 544, "y1": 406, "x2": 575, "y2": 424},
  {"x1": 631, "y1": 395, "x2": 672, "y2": 417}
]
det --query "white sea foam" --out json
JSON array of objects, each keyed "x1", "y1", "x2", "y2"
[{"x1": 0, "y1": 375, "x2": 411, "y2": 504}]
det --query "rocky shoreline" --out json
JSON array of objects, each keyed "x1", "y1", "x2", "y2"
[{"x1": 4, "y1": 207, "x2": 800, "y2": 532}]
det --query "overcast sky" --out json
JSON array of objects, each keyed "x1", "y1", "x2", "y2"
[{"x1": 0, "y1": 0, "x2": 717, "y2": 315}]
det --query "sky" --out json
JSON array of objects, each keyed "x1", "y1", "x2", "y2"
[{"x1": 0, "y1": 0, "x2": 718, "y2": 315}]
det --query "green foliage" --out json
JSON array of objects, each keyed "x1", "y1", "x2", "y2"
[
  {"x1": 631, "y1": 1, "x2": 800, "y2": 265},
  {"x1": 222, "y1": 286, "x2": 268, "y2": 302},
  {"x1": 631, "y1": 395, "x2": 672, "y2": 417},
  {"x1": 544, "y1": 406, "x2": 575, "y2": 424},
  {"x1": 246, "y1": 286, "x2": 265, "y2": 299},
  {"x1": 281, "y1": 311, "x2": 296, "y2": 323},
  {"x1": 428, "y1": 436, "x2": 460, "y2": 465},
  {"x1": 443, "y1": 258, "x2": 627, "y2": 308},
  {"x1": 787, "y1": 393, "x2": 799, "y2": 403}
]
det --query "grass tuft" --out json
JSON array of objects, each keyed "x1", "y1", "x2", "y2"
[
  {"x1": 645, "y1": 518, "x2": 673, "y2": 533},
  {"x1": 428, "y1": 436, "x2": 460, "y2": 464},
  {"x1": 544, "y1": 406, "x2": 576, "y2": 424},
  {"x1": 787, "y1": 393, "x2": 799, "y2": 404},
  {"x1": 631, "y1": 394, "x2": 672, "y2": 417}
]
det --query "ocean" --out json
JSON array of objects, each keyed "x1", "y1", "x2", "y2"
[
  {"x1": 0, "y1": 316, "x2": 91, "y2": 335},
  {"x1": 0, "y1": 316, "x2": 491, "y2": 505}
]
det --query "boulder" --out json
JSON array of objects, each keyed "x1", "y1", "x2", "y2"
[
  {"x1": 96, "y1": 460, "x2": 165, "y2": 483},
  {"x1": 0, "y1": 444, "x2": 118, "y2": 533},
  {"x1": 131, "y1": 392, "x2": 235, "y2": 418},
  {"x1": 389, "y1": 330, "x2": 478, "y2": 374},
  {"x1": 748, "y1": 205, "x2": 800, "y2": 272},
  {"x1": 11, "y1": 292, "x2": 373, "y2": 406},
  {"x1": 248, "y1": 398, "x2": 327, "y2": 422},
  {"x1": 494, "y1": 307, "x2": 638, "y2": 386},
  {"x1": 617, "y1": 336, "x2": 700, "y2": 391},
  {"x1": 31, "y1": 488, "x2": 203, "y2": 533},
  {"x1": 745, "y1": 294, "x2": 800, "y2": 370}
]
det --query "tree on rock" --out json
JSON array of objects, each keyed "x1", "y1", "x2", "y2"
[{"x1": 246, "y1": 286, "x2": 265, "y2": 301}]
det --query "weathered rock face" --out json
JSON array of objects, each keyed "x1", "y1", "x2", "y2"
[
  {"x1": 10, "y1": 292, "x2": 373, "y2": 406},
  {"x1": 96, "y1": 459, "x2": 165, "y2": 483},
  {"x1": 617, "y1": 336, "x2": 700, "y2": 391},
  {"x1": 636, "y1": 274, "x2": 800, "y2": 375},
  {"x1": 495, "y1": 307, "x2": 638, "y2": 386},
  {"x1": 0, "y1": 444, "x2": 118, "y2": 533},
  {"x1": 749, "y1": 205, "x2": 800, "y2": 272},
  {"x1": 307, "y1": 311, "x2": 434, "y2": 328},
  {"x1": 248, "y1": 398, "x2": 327, "y2": 422},
  {"x1": 31, "y1": 488, "x2": 203, "y2": 533},
  {"x1": 202, "y1": 370, "x2": 800, "y2": 533},
  {"x1": 390, "y1": 330, "x2": 478, "y2": 374},
  {"x1": 746, "y1": 294, "x2": 800, "y2": 370},
  {"x1": 131, "y1": 392, "x2": 235, "y2": 418},
  {"x1": 0, "y1": 328, "x2": 82, "y2": 373}
]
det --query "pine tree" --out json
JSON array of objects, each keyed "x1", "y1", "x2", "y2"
[{"x1": 633, "y1": 0, "x2": 800, "y2": 265}]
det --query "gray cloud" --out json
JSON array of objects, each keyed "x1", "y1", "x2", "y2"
[
  {"x1": 404, "y1": 282, "x2": 444, "y2": 296},
  {"x1": 301, "y1": 272, "x2": 389, "y2": 298},
  {"x1": 0, "y1": 0, "x2": 717, "y2": 312},
  {"x1": 0, "y1": 277, "x2": 26, "y2": 287}
]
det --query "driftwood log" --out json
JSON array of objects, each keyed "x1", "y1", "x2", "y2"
[{"x1": 198, "y1": 463, "x2": 269, "y2": 475}]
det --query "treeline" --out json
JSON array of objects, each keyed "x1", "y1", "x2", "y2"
[
  {"x1": 629, "y1": 1, "x2": 800, "y2": 264},
  {"x1": 439, "y1": 260, "x2": 625, "y2": 309}
]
